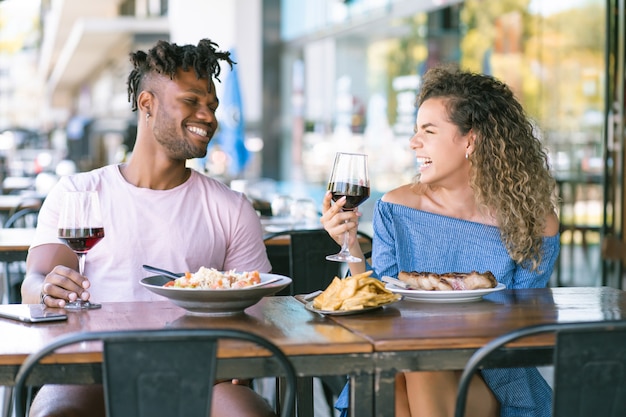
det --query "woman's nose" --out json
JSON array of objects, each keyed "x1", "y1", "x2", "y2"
[{"x1": 409, "y1": 132, "x2": 422, "y2": 149}]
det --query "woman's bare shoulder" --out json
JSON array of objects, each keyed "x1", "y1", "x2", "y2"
[
  {"x1": 544, "y1": 211, "x2": 560, "y2": 237},
  {"x1": 381, "y1": 184, "x2": 421, "y2": 206}
]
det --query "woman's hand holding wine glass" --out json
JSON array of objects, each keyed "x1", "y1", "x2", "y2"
[
  {"x1": 57, "y1": 191, "x2": 105, "y2": 310},
  {"x1": 325, "y1": 152, "x2": 370, "y2": 262}
]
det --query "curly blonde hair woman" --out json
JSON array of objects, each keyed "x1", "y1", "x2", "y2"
[
  {"x1": 321, "y1": 65, "x2": 560, "y2": 417},
  {"x1": 416, "y1": 64, "x2": 558, "y2": 271}
]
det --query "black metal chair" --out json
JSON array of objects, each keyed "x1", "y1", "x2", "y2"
[
  {"x1": 454, "y1": 320, "x2": 626, "y2": 417},
  {"x1": 3, "y1": 194, "x2": 43, "y2": 223},
  {"x1": 0, "y1": 207, "x2": 40, "y2": 417},
  {"x1": 4, "y1": 207, "x2": 39, "y2": 229},
  {"x1": 2, "y1": 207, "x2": 39, "y2": 304},
  {"x1": 263, "y1": 228, "x2": 373, "y2": 296},
  {"x1": 264, "y1": 229, "x2": 342, "y2": 296},
  {"x1": 13, "y1": 328, "x2": 297, "y2": 417},
  {"x1": 263, "y1": 228, "x2": 372, "y2": 413}
]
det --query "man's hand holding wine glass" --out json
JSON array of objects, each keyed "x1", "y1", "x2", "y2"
[
  {"x1": 42, "y1": 191, "x2": 105, "y2": 310},
  {"x1": 40, "y1": 264, "x2": 95, "y2": 308}
]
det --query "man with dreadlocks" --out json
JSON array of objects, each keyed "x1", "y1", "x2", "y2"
[{"x1": 22, "y1": 39, "x2": 276, "y2": 417}]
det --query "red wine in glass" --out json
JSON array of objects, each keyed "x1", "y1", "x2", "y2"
[
  {"x1": 329, "y1": 182, "x2": 370, "y2": 211},
  {"x1": 58, "y1": 227, "x2": 105, "y2": 253},
  {"x1": 57, "y1": 191, "x2": 105, "y2": 310}
]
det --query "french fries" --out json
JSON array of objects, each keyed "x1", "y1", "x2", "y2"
[{"x1": 313, "y1": 271, "x2": 401, "y2": 311}]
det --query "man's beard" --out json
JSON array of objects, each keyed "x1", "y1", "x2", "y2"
[{"x1": 153, "y1": 118, "x2": 208, "y2": 160}]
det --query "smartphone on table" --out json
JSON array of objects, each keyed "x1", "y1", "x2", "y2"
[{"x1": 0, "y1": 304, "x2": 67, "y2": 323}]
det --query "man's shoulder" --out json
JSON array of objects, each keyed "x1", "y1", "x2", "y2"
[
  {"x1": 191, "y1": 170, "x2": 237, "y2": 194},
  {"x1": 55, "y1": 164, "x2": 118, "y2": 189},
  {"x1": 190, "y1": 170, "x2": 247, "y2": 204},
  {"x1": 192, "y1": 169, "x2": 226, "y2": 186},
  {"x1": 71, "y1": 164, "x2": 118, "y2": 179}
]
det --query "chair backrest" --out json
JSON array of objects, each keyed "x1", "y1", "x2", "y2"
[
  {"x1": 3, "y1": 207, "x2": 39, "y2": 228},
  {"x1": 3, "y1": 207, "x2": 40, "y2": 303},
  {"x1": 264, "y1": 229, "x2": 344, "y2": 295},
  {"x1": 264, "y1": 228, "x2": 373, "y2": 294},
  {"x1": 5, "y1": 194, "x2": 43, "y2": 221},
  {"x1": 13, "y1": 328, "x2": 297, "y2": 417},
  {"x1": 454, "y1": 320, "x2": 626, "y2": 417}
]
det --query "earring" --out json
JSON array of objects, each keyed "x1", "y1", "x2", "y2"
[
  {"x1": 465, "y1": 153, "x2": 469, "y2": 159},
  {"x1": 145, "y1": 113, "x2": 150, "y2": 126}
]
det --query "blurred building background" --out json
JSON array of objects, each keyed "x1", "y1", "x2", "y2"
[{"x1": 0, "y1": 0, "x2": 624, "y2": 288}]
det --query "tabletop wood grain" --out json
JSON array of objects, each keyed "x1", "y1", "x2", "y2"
[
  {"x1": 328, "y1": 287, "x2": 626, "y2": 351},
  {"x1": 2, "y1": 287, "x2": 624, "y2": 417},
  {"x1": 0, "y1": 296, "x2": 372, "y2": 366}
]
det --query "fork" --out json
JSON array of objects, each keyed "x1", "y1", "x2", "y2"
[{"x1": 381, "y1": 276, "x2": 414, "y2": 289}]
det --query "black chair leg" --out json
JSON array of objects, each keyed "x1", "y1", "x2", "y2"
[{"x1": 321, "y1": 380, "x2": 336, "y2": 415}]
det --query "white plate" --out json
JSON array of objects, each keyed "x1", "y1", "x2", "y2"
[
  {"x1": 304, "y1": 297, "x2": 402, "y2": 316},
  {"x1": 140, "y1": 273, "x2": 291, "y2": 316},
  {"x1": 386, "y1": 283, "x2": 506, "y2": 303}
]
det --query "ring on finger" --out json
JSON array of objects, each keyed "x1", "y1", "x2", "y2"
[{"x1": 41, "y1": 294, "x2": 52, "y2": 305}]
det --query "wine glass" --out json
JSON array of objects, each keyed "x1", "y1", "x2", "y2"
[
  {"x1": 57, "y1": 191, "x2": 105, "y2": 310},
  {"x1": 326, "y1": 152, "x2": 370, "y2": 262}
]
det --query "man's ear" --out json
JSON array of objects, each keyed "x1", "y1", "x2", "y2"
[{"x1": 137, "y1": 90, "x2": 154, "y2": 115}]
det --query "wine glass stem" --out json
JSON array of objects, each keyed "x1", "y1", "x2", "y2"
[
  {"x1": 340, "y1": 226, "x2": 351, "y2": 255},
  {"x1": 77, "y1": 252, "x2": 86, "y2": 276}
]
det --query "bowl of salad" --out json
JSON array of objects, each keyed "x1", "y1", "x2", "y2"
[{"x1": 140, "y1": 267, "x2": 292, "y2": 316}]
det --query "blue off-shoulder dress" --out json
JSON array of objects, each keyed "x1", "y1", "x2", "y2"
[{"x1": 335, "y1": 200, "x2": 560, "y2": 417}]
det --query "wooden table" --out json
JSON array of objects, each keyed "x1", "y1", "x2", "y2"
[
  {"x1": 0, "y1": 228, "x2": 35, "y2": 256},
  {"x1": 0, "y1": 228, "x2": 35, "y2": 304},
  {"x1": 1, "y1": 178, "x2": 36, "y2": 195},
  {"x1": 327, "y1": 286, "x2": 626, "y2": 417},
  {"x1": 0, "y1": 195, "x2": 42, "y2": 215},
  {"x1": 3, "y1": 288, "x2": 624, "y2": 417},
  {"x1": 264, "y1": 231, "x2": 372, "y2": 248},
  {"x1": 0, "y1": 296, "x2": 375, "y2": 417}
]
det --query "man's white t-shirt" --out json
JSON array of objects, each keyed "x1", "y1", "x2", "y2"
[{"x1": 30, "y1": 165, "x2": 272, "y2": 302}]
